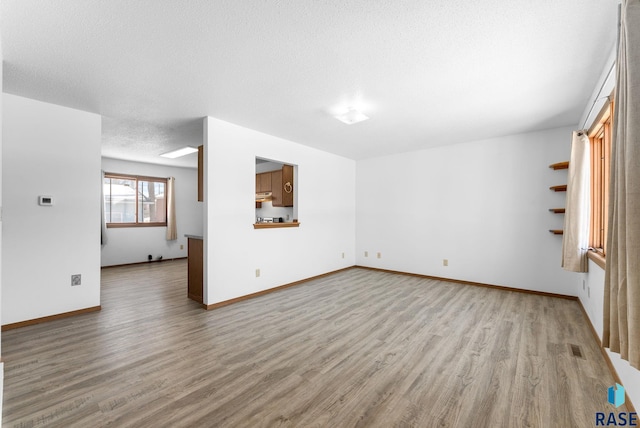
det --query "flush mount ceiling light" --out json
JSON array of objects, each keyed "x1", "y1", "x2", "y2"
[
  {"x1": 334, "y1": 108, "x2": 369, "y2": 125},
  {"x1": 160, "y1": 146, "x2": 199, "y2": 159}
]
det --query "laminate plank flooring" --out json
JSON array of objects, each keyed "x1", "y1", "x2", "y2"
[{"x1": 2, "y1": 261, "x2": 630, "y2": 427}]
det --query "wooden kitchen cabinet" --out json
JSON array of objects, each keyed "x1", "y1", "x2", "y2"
[
  {"x1": 272, "y1": 166, "x2": 294, "y2": 207},
  {"x1": 282, "y1": 165, "x2": 294, "y2": 207},
  {"x1": 256, "y1": 172, "x2": 272, "y2": 193},
  {"x1": 271, "y1": 170, "x2": 283, "y2": 206}
]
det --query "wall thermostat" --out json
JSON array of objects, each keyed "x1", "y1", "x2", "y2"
[{"x1": 38, "y1": 195, "x2": 54, "y2": 206}]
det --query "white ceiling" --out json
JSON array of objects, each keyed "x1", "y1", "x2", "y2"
[{"x1": 2, "y1": 0, "x2": 619, "y2": 168}]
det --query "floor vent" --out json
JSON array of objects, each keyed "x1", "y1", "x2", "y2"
[{"x1": 569, "y1": 344, "x2": 585, "y2": 359}]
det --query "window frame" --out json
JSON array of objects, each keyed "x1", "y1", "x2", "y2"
[
  {"x1": 588, "y1": 99, "x2": 613, "y2": 263},
  {"x1": 104, "y1": 172, "x2": 168, "y2": 228}
]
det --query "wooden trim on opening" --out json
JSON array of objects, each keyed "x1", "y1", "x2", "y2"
[
  {"x1": 253, "y1": 222, "x2": 300, "y2": 229},
  {"x1": 1, "y1": 306, "x2": 102, "y2": 331},
  {"x1": 104, "y1": 172, "x2": 167, "y2": 182},
  {"x1": 355, "y1": 266, "x2": 577, "y2": 300},
  {"x1": 106, "y1": 222, "x2": 167, "y2": 228},
  {"x1": 576, "y1": 300, "x2": 636, "y2": 414},
  {"x1": 587, "y1": 250, "x2": 606, "y2": 270},
  {"x1": 204, "y1": 266, "x2": 355, "y2": 310}
]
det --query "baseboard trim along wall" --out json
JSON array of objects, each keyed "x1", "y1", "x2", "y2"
[
  {"x1": 204, "y1": 266, "x2": 356, "y2": 310},
  {"x1": 355, "y1": 266, "x2": 577, "y2": 300},
  {"x1": 101, "y1": 257, "x2": 188, "y2": 269},
  {"x1": 1, "y1": 306, "x2": 102, "y2": 331}
]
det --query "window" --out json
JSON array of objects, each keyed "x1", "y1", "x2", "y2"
[
  {"x1": 104, "y1": 173, "x2": 167, "y2": 227},
  {"x1": 589, "y1": 100, "x2": 613, "y2": 255}
]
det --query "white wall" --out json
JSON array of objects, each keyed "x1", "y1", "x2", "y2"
[
  {"x1": 2, "y1": 94, "x2": 101, "y2": 325},
  {"x1": 204, "y1": 117, "x2": 356, "y2": 304},
  {"x1": 100, "y1": 158, "x2": 203, "y2": 266},
  {"x1": 356, "y1": 126, "x2": 580, "y2": 295}
]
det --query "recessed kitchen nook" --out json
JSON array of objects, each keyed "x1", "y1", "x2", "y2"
[{"x1": 254, "y1": 157, "x2": 299, "y2": 229}]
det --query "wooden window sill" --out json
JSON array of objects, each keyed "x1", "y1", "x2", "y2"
[
  {"x1": 253, "y1": 222, "x2": 300, "y2": 229},
  {"x1": 587, "y1": 250, "x2": 606, "y2": 270},
  {"x1": 107, "y1": 223, "x2": 167, "y2": 228}
]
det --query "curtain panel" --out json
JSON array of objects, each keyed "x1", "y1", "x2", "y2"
[
  {"x1": 603, "y1": 0, "x2": 640, "y2": 369},
  {"x1": 166, "y1": 177, "x2": 177, "y2": 241},
  {"x1": 562, "y1": 131, "x2": 590, "y2": 272}
]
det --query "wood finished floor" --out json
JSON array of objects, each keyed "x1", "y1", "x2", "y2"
[{"x1": 2, "y1": 260, "x2": 629, "y2": 427}]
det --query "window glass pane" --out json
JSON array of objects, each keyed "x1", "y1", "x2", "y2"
[
  {"x1": 138, "y1": 180, "x2": 166, "y2": 223},
  {"x1": 105, "y1": 177, "x2": 136, "y2": 223}
]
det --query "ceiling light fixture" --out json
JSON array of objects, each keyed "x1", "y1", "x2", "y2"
[
  {"x1": 160, "y1": 146, "x2": 199, "y2": 159},
  {"x1": 334, "y1": 108, "x2": 369, "y2": 125}
]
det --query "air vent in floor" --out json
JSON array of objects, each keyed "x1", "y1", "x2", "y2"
[{"x1": 569, "y1": 343, "x2": 585, "y2": 359}]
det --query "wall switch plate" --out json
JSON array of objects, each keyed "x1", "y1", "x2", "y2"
[
  {"x1": 443, "y1": 259, "x2": 448, "y2": 266},
  {"x1": 342, "y1": 252, "x2": 345, "y2": 259},
  {"x1": 256, "y1": 269, "x2": 260, "y2": 278},
  {"x1": 588, "y1": 286, "x2": 590, "y2": 298},
  {"x1": 180, "y1": 244, "x2": 184, "y2": 250},
  {"x1": 364, "y1": 251, "x2": 368, "y2": 257},
  {"x1": 583, "y1": 279, "x2": 586, "y2": 290},
  {"x1": 377, "y1": 252, "x2": 381, "y2": 259},
  {"x1": 71, "y1": 274, "x2": 81, "y2": 286}
]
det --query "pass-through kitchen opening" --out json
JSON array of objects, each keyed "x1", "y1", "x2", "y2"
[{"x1": 255, "y1": 157, "x2": 299, "y2": 228}]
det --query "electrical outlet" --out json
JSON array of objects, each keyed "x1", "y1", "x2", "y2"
[
  {"x1": 377, "y1": 252, "x2": 381, "y2": 259},
  {"x1": 180, "y1": 244, "x2": 184, "y2": 250},
  {"x1": 342, "y1": 252, "x2": 345, "y2": 259},
  {"x1": 71, "y1": 274, "x2": 81, "y2": 286},
  {"x1": 256, "y1": 268, "x2": 260, "y2": 278},
  {"x1": 365, "y1": 251, "x2": 368, "y2": 257},
  {"x1": 443, "y1": 259, "x2": 448, "y2": 267}
]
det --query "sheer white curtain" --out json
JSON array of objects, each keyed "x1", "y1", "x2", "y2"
[
  {"x1": 562, "y1": 131, "x2": 590, "y2": 272},
  {"x1": 166, "y1": 177, "x2": 177, "y2": 241},
  {"x1": 603, "y1": 0, "x2": 640, "y2": 369}
]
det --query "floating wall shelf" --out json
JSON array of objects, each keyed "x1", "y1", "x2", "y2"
[
  {"x1": 549, "y1": 184, "x2": 567, "y2": 192},
  {"x1": 548, "y1": 161, "x2": 569, "y2": 236},
  {"x1": 549, "y1": 161, "x2": 569, "y2": 170}
]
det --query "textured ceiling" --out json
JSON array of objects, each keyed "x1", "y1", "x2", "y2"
[{"x1": 2, "y1": 0, "x2": 619, "y2": 167}]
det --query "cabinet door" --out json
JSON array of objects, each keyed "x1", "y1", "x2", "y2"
[
  {"x1": 257, "y1": 172, "x2": 272, "y2": 193},
  {"x1": 271, "y1": 170, "x2": 283, "y2": 206},
  {"x1": 260, "y1": 172, "x2": 272, "y2": 192},
  {"x1": 187, "y1": 238, "x2": 203, "y2": 304},
  {"x1": 282, "y1": 165, "x2": 294, "y2": 207}
]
